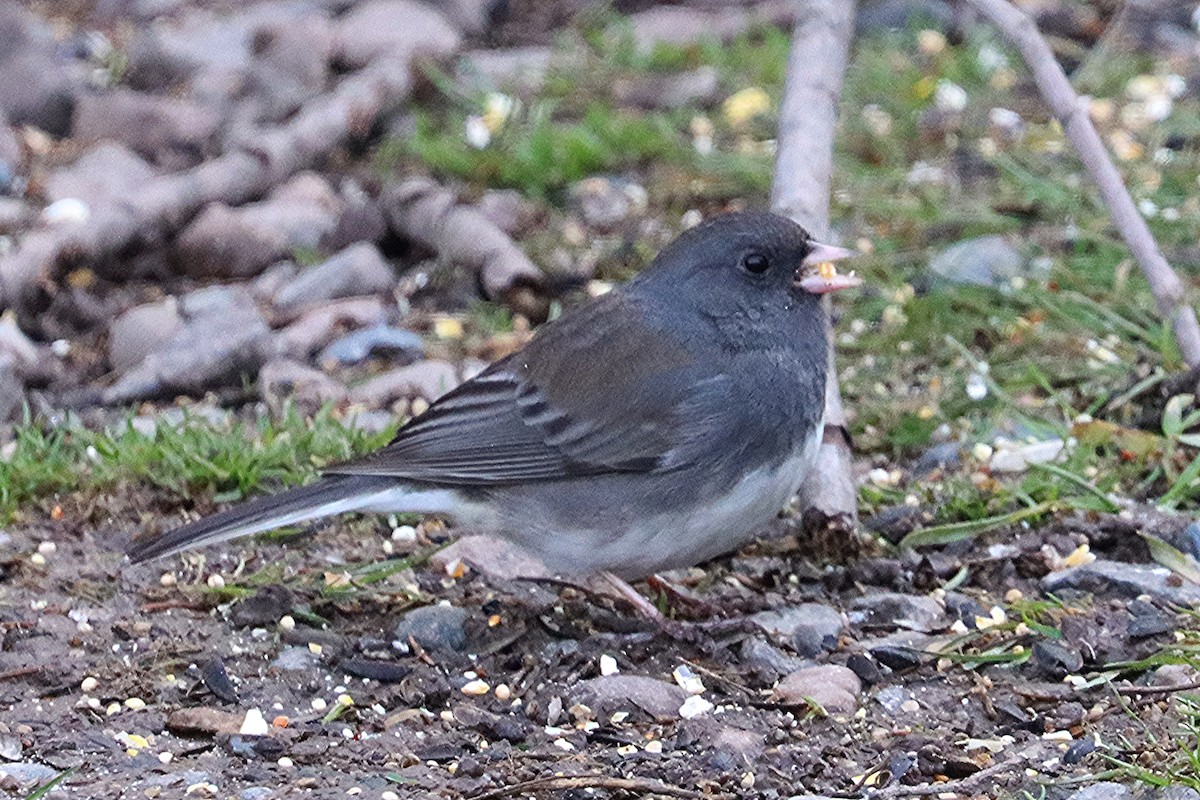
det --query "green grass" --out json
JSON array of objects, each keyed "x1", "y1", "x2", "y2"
[{"x1": 0, "y1": 407, "x2": 396, "y2": 523}]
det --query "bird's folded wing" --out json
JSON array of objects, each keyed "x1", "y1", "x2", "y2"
[{"x1": 325, "y1": 295, "x2": 723, "y2": 485}]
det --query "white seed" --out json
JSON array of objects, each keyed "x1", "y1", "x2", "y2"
[
  {"x1": 206, "y1": 574, "x2": 225, "y2": 589},
  {"x1": 37, "y1": 541, "x2": 56, "y2": 556},
  {"x1": 278, "y1": 615, "x2": 296, "y2": 632},
  {"x1": 460, "y1": 679, "x2": 490, "y2": 696},
  {"x1": 80, "y1": 676, "x2": 99, "y2": 693}
]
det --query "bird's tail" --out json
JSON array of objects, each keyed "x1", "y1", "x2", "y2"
[{"x1": 126, "y1": 475, "x2": 399, "y2": 563}]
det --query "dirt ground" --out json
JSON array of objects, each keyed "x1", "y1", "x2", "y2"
[{"x1": 3, "y1": 487, "x2": 1198, "y2": 799}]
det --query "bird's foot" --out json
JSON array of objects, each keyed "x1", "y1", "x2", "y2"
[{"x1": 600, "y1": 571, "x2": 761, "y2": 648}]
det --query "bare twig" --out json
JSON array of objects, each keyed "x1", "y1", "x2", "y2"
[
  {"x1": 1116, "y1": 680, "x2": 1200, "y2": 696},
  {"x1": 964, "y1": 0, "x2": 1200, "y2": 368},
  {"x1": 770, "y1": 0, "x2": 859, "y2": 529},
  {"x1": 472, "y1": 775, "x2": 715, "y2": 800}
]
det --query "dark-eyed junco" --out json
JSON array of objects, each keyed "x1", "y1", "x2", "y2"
[{"x1": 128, "y1": 211, "x2": 859, "y2": 584}]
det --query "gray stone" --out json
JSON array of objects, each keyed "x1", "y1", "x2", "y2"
[
  {"x1": 430, "y1": 534, "x2": 551, "y2": 581},
  {"x1": 1042, "y1": 559, "x2": 1200, "y2": 606},
  {"x1": 0, "y1": 198, "x2": 31, "y2": 233},
  {"x1": 475, "y1": 189, "x2": 540, "y2": 236},
  {"x1": 241, "y1": 788, "x2": 274, "y2": 800},
  {"x1": 874, "y1": 685, "x2": 917, "y2": 715},
  {"x1": 570, "y1": 675, "x2": 688, "y2": 722},
  {"x1": 108, "y1": 298, "x2": 181, "y2": 373},
  {"x1": 913, "y1": 442, "x2": 961, "y2": 474},
  {"x1": 0, "y1": 112, "x2": 19, "y2": 171},
  {"x1": 350, "y1": 360, "x2": 459, "y2": 407},
  {"x1": 174, "y1": 172, "x2": 342, "y2": 280},
  {"x1": 393, "y1": 604, "x2": 470, "y2": 653},
  {"x1": 439, "y1": 0, "x2": 502, "y2": 35},
  {"x1": 0, "y1": 6, "x2": 77, "y2": 135},
  {"x1": 0, "y1": 761, "x2": 58, "y2": 785},
  {"x1": 72, "y1": 89, "x2": 221, "y2": 163},
  {"x1": 752, "y1": 603, "x2": 845, "y2": 657},
  {"x1": 271, "y1": 646, "x2": 320, "y2": 672},
  {"x1": 929, "y1": 235, "x2": 1026, "y2": 288},
  {"x1": 103, "y1": 301, "x2": 272, "y2": 404},
  {"x1": 568, "y1": 176, "x2": 647, "y2": 232},
  {"x1": 44, "y1": 142, "x2": 158, "y2": 208},
  {"x1": 773, "y1": 665, "x2": 862, "y2": 714},
  {"x1": 1064, "y1": 783, "x2": 1134, "y2": 800},
  {"x1": 259, "y1": 359, "x2": 347, "y2": 413},
  {"x1": 318, "y1": 324, "x2": 424, "y2": 368},
  {"x1": 849, "y1": 592, "x2": 947, "y2": 632},
  {"x1": 333, "y1": 1, "x2": 461, "y2": 70},
  {"x1": 740, "y1": 637, "x2": 813, "y2": 679},
  {"x1": 0, "y1": 313, "x2": 38, "y2": 373},
  {"x1": 179, "y1": 284, "x2": 257, "y2": 318},
  {"x1": 276, "y1": 297, "x2": 386, "y2": 358},
  {"x1": 0, "y1": 356, "x2": 23, "y2": 422},
  {"x1": 273, "y1": 243, "x2": 396, "y2": 312}
]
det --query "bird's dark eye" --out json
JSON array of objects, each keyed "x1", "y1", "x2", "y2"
[{"x1": 741, "y1": 252, "x2": 770, "y2": 274}]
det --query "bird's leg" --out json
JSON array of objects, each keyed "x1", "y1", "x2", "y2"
[
  {"x1": 644, "y1": 574, "x2": 722, "y2": 615},
  {"x1": 602, "y1": 571, "x2": 670, "y2": 625},
  {"x1": 601, "y1": 571, "x2": 762, "y2": 646}
]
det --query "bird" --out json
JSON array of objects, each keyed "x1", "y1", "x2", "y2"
[{"x1": 127, "y1": 211, "x2": 859, "y2": 615}]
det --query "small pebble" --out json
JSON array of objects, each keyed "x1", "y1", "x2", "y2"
[
  {"x1": 125, "y1": 697, "x2": 146, "y2": 710},
  {"x1": 279, "y1": 615, "x2": 296, "y2": 632},
  {"x1": 494, "y1": 684, "x2": 512, "y2": 701},
  {"x1": 311, "y1": 698, "x2": 328, "y2": 712},
  {"x1": 80, "y1": 676, "x2": 99, "y2": 693},
  {"x1": 158, "y1": 752, "x2": 172, "y2": 764},
  {"x1": 461, "y1": 679, "x2": 490, "y2": 696},
  {"x1": 37, "y1": 541, "x2": 56, "y2": 556},
  {"x1": 278, "y1": 757, "x2": 294, "y2": 767},
  {"x1": 207, "y1": 574, "x2": 225, "y2": 589},
  {"x1": 599, "y1": 655, "x2": 619, "y2": 676},
  {"x1": 30, "y1": 553, "x2": 45, "y2": 566},
  {"x1": 679, "y1": 695, "x2": 714, "y2": 719},
  {"x1": 160, "y1": 572, "x2": 177, "y2": 587},
  {"x1": 382, "y1": 792, "x2": 399, "y2": 800},
  {"x1": 644, "y1": 740, "x2": 664, "y2": 754},
  {"x1": 240, "y1": 708, "x2": 270, "y2": 737},
  {"x1": 392, "y1": 525, "x2": 417, "y2": 542}
]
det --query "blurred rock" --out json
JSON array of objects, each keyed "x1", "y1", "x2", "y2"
[
  {"x1": 850, "y1": 592, "x2": 947, "y2": 633},
  {"x1": 0, "y1": 112, "x2": 19, "y2": 172},
  {"x1": 625, "y1": 4, "x2": 796, "y2": 52},
  {"x1": 439, "y1": 0, "x2": 504, "y2": 34},
  {"x1": 1029, "y1": 640, "x2": 1084, "y2": 679},
  {"x1": 476, "y1": 189, "x2": 540, "y2": 235},
  {"x1": 72, "y1": 90, "x2": 221, "y2": 166},
  {"x1": 740, "y1": 637, "x2": 813, "y2": 681},
  {"x1": 0, "y1": 762, "x2": 58, "y2": 787},
  {"x1": 318, "y1": 324, "x2": 424, "y2": 368},
  {"x1": 322, "y1": 182, "x2": 387, "y2": 251},
  {"x1": 277, "y1": 297, "x2": 386, "y2": 358},
  {"x1": 180, "y1": 284, "x2": 257, "y2": 317},
  {"x1": 333, "y1": 1, "x2": 461, "y2": 70},
  {"x1": 259, "y1": 359, "x2": 347, "y2": 414},
  {"x1": 929, "y1": 235, "x2": 1026, "y2": 288},
  {"x1": 568, "y1": 176, "x2": 647, "y2": 232},
  {"x1": 0, "y1": 356, "x2": 24, "y2": 422},
  {"x1": 273, "y1": 243, "x2": 396, "y2": 313},
  {"x1": 857, "y1": 0, "x2": 954, "y2": 33},
  {"x1": 1043, "y1": 559, "x2": 1200, "y2": 605},
  {"x1": 752, "y1": 603, "x2": 845, "y2": 658},
  {"x1": 913, "y1": 442, "x2": 960, "y2": 474},
  {"x1": 0, "y1": 6, "x2": 77, "y2": 135},
  {"x1": 773, "y1": 665, "x2": 861, "y2": 713},
  {"x1": 393, "y1": 604, "x2": 470, "y2": 653},
  {"x1": 237, "y1": 12, "x2": 333, "y2": 125},
  {"x1": 0, "y1": 312, "x2": 38, "y2": 376},
  {"x1": 350, "y1": 360, "x2": 459, "y2": 407},
  {"x1": 1063, "y1": 784, "x2": 1133, "y2": 800},
  {"x1": 0, "y1": 198, "x2": 29, "y2": 233},
  {"x1": 252, "y1": 261, "x2": 299, "y2": 302},
  {"x1": 174, "y1": 172, "x2": 342, "y2": 280},
  {"x1": 103, "y1": 298, "x2": 272, "y2": 404},
  {"x1": 456, "y1": 47, "x2": 552, "y2": 94},
  {"x1": 614, "y1": 67, "x2": 720, "y2": 111},
  {"x1": 430, "y1": 534, "x2": 551, "y2": 580},
  {"x1": 570, "y1": 675, "x2": 687, "y2": 723},
  {"x1": 108, "y1": 297, "x2": 182, "y2": 373},
  {"x1": 44, "y1": 142, "x2": 158, "y2": 208}
]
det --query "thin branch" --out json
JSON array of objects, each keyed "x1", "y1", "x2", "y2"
[
  {"x1": 770, "y1": 0, "x2": 859, "y2": 528},
  {"x1": 965, "y1": 0, "x2": 1200, "y2": 368}
]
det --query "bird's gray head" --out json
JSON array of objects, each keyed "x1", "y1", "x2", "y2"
[{"x1": 630, "y1": 212, "x2": 860, "y2": 319}]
